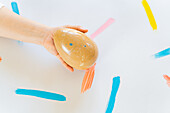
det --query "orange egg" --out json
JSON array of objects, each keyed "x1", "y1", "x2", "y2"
[{"x1": 53, "y1": 28, "x2": 98, "y2": 70}]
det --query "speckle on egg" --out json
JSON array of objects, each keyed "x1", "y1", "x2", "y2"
[{"x1": 69, "y1": 43, "x2": 73, "y2": 46}]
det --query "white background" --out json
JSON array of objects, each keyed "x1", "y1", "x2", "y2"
[{"x1": 0, "y1": 0, "x2": 170, "y2": 113}]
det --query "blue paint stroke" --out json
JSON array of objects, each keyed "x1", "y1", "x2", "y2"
[
  {"x1": 69, "y1": 43, "x2": 73, "y2": 46},
  {"x1": 11, "y1": 2, "x2": 20, "y2": 14},
  {"x1": 16, "y1": 89, "x2": 66, "y2": 101},
  {"x1": 11, "y1": 2, "x2": 22, "y2": 44},
  {"x1": 106, "y1": 76, "x2": 120, "y2": 113},
  {"x1": 154, "y1": 48, "x2": 170, "y2": 58}
]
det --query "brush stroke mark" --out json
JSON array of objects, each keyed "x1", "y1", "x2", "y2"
[
  {"x1": 81, "y1": 63, "x2": 96, "y2": 93},
  {"x1": 90, "y1": 18, "x2": 114, "y2": 39},
  {"x1": 11, "y1": 2, "x2": 20, "y2": 14},
  {"x1": 106, "y1": 76, "x2": 120, "y2": 113},
  {"x1": 11, "y1": 2, "x2": 22, "y2": 44},
  {"x1": 154, "y1": 48, "x2": 170, "y2": 58},
  {"x1": 163, "y1": 75, "x2": 170, "y2": 87},
  {"x1": 0, "y1": 56, "x2": 2, "y2": 62},
  {"x1": 142, "y1": 0, "x2": 157, "y2": 30},
  {"x1": 16, "y1": 88, "x2": 66, "y2": 101}
]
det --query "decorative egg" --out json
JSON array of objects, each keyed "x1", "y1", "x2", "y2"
[{"x1": 53, "y1": 28, "x2": 98, "y2": 70}]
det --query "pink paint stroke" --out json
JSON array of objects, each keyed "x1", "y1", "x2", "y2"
[{"x1": 90, "y1": 18, "x2": 114, "y2": 39}]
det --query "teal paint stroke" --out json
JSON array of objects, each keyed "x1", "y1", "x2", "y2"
[
  {"x1": 11, "y1": 2, "x2": 20, "y2": 14},
  {"x1": 11, "y1": 2, "x2": 22, "y2": 44},
  {"x1": 154, "y1": 48, "x2": 170, "y2": 58},
  {"x1": 106, "y1": 76, "x2": 120, "y2": 113},
  {"x1": 16, "y1": 89, "x2": 66, "y2": 101}
]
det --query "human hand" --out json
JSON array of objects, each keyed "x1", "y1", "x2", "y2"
[{"x1": 42, "y1": 25, "x2": 88, "y2": 72}]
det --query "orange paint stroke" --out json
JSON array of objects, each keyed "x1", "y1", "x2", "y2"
[
  {"x1": 163, "y1": 75, "x2": 170, "y2": 87},
  {"x1": 142, "y1": 0, "x2": 157, "y2": 30},
  {"x1": 81, "y1": 63, "x2": 96, "y2": 93},
  {"x1": 163, "y1": 75, "x2": 170, "y2": 81},
  {"x1": 0, "y1": 57, "x2": 2, "y2": 62}
]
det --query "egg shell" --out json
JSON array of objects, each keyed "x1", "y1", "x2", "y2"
[{"x1": 53, "y1": 28, "x2": 98, "y2": 70}]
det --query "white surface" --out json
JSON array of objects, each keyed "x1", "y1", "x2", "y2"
[
  {"x1": 0, "y1": 0, "x2": 170, "y2": 113},
  {"x1": 0, "y1": 2, "x2": 4, "y2": 8}
]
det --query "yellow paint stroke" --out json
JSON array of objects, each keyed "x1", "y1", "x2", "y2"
[{"x1": 142, "y1": 0, "x2": 157, "y2": 30}]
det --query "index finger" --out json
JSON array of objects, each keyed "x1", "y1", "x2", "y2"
[{"x1": 64, "y1": 25, "x2": 88, "y2": 33}]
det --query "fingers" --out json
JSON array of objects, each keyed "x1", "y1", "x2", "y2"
[
  {"x1": 55, "y1": 53, "x2": 74, "y2": 72},
  {"x1": 52, "y1": 40, "x2": 74, "y2": 72},
  {"x1": 51, "y1": 47, "x2": 74, "y2": 72},
  {"x1": 44, "y1": 36, "x2": 74, "y2": 72},
  {"x1": 57, "y1": 55, "x2": 74, "y2": 72},
  {"x1": 45, "y1": 37, "x2": 59, "y2": 56},
  {"x1": 64, "y1": 25, "x2": 88, "y2": 33}
]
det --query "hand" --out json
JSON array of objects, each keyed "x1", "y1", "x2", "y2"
[
  {"x1": 43, "y1": 25, "x2": 88, "y2": 72},
  {"x1": 163, "y1": 75, "x2": 170, "y2": 87}
]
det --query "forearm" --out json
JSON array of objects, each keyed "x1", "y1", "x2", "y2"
[{"x1": 0, "y1": 7, "x2": 51, "y2": 45}]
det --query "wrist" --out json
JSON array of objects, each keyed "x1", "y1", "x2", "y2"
[{"x1": 32, "y1": 26, "x2": 53, "y2": 46}]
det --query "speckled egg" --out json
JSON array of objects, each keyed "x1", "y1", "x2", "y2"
[{"x1": 53, "y1": 28, "x2": 98, "y2": 70}]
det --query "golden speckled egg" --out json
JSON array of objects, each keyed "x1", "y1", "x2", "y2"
[{"x1": 53, "y1": 28, "x2": 98, "y2": 70}]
